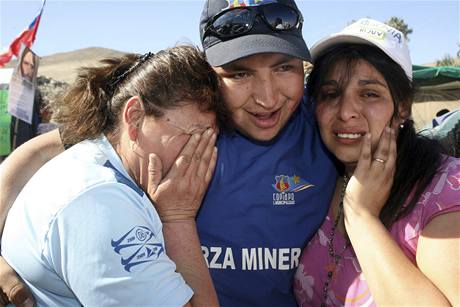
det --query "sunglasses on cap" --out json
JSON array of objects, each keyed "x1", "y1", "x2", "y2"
[{"x1": 203, "y1": 3, "x2": 303, "y2": 40}]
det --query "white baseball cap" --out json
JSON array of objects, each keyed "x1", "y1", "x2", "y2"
[{"x1": 311, "y1": 18, "x2": 413, "y2": 80}]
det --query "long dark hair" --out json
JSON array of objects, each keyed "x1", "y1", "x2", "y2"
[
  {"x1": 308, "y1": 44, "x2": 446, "y2": 227},
  {"x1": 55, "y1": 45, "x2": 230, "y2": 146}
]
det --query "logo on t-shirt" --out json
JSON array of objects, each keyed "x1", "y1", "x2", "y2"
[
  {"x1": 272, "y1": 174, "x2": 313, "y2": 205},
  {"x1": 111, "y1": 226, "x2": 165, "y2": 272}
]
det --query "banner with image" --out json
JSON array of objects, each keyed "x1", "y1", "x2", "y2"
[{"x1": 7, "y1": 45, "x2": 39, "y2": 124}]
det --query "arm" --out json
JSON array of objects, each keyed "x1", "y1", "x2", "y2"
[
  {"x1": 147, "y1": 129, "x2": 219, "y2": 307},
  {"x1": 417, "y1": 212, "x2": 460, "y2": 306},
  {"x1": 0, "y1": 129, "x2": 63, "y2": 307},
  {"x1": 163, "y1": 221, "x2": 217, "y2": 307},
  {"x1": 0, "y1": 129, "x2": 64, "y2": 234},
  {"x1": 344, "y1": 128, "x2": 453, "y2": 305},
  {"x1": 345, "y1": 212, "x2": 454, "y2": 306}
]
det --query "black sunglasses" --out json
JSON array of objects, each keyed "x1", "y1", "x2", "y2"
[{"x1": 204, "y1": 3, "x2": 303, "y2": 39}]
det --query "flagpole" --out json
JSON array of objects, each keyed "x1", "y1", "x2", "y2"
[{"x1": 12, "y1": 117, "x2": 19, "y2": 150}]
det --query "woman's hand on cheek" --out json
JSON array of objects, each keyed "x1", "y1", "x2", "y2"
[
  {"x1": 146, "y1": 128, "x2": 217, "y2": 223},
  {"x1": 344, "y1": 127, "x2": 396, "y2": 219}
]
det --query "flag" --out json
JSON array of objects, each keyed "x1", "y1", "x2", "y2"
[{"x1": 0, "y1": 0, "x2": 46, "y2": 67}]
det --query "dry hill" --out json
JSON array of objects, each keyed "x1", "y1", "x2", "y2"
[
  {"x1": 38, "y1": 47, "x2": 127, "y2": 83},
  {"x1": 7, "y1": 47, "x2": 127, "y2": 84}
]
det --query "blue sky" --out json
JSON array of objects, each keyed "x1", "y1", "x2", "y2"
[{"x1": 1, "y1": 0, "x2": 459, "y2": 65}]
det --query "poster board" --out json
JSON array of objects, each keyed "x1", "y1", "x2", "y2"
[{"x1": 7, "y1": 45, "x2": 39, "y2": 124}]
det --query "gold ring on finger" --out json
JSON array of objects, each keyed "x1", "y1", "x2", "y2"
[{"x1": 373, "y1": 157, "x2": 386, "y2": 163}]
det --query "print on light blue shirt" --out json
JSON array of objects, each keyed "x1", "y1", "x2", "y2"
[{"x1": 111, "y1": 226, "x2": 165, "y2": 272}]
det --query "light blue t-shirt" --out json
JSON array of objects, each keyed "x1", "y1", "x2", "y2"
[
  {"x1": 197, "y1": 94, "x2": 338, "y2": 307},
  {"x1": 420, "y1": 108, "x2": 460, "y2": 139},
  {"x1": 2, "y1": 135, "x2": 193, "y2": 306}
]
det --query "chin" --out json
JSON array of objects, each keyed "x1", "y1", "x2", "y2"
[
  {"x1": 342, "y1": 161, "x2": 358, "y2": 170},
  {"x1": 333, "y1": 151, "x2": 360, "y2": 165},
  {"x1": 250, "y1": 131, "x2": 281, "y2": 142},
  {"x1": 242, "y1": 127, "x2": 282, "y2": 142}
]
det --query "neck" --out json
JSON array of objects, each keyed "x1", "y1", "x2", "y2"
[
  {"x1": 330, "y1": 174, "x2": 350, "y2": 234},
  {"x1": 344, "y1": 164, "x2": 356, "y2": 177},
  {"x1": 115, "y1": 139, "x2": 142, "y2": 188}
]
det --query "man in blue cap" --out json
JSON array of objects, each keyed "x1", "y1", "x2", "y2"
[
  {"x1": 0, "y1": 0, "x2": 337, "y2": 306},
  {"x1": 196, "y1": 0, "x2": 336, "y2": 305}
]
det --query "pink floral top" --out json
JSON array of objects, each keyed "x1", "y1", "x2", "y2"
[{"x1": 294, "y1": 157, "x2": 460, "y2": 306}]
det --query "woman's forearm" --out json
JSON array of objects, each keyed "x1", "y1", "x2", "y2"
[
  {"x1": 163, "y1": 221, "x2": 219, "y2": 307},
  {"x1": 344, "y1": 211, "x2": 451, "y2": 306}
]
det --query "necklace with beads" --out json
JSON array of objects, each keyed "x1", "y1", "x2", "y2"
[{"x1": 321, "y1": 174, "x2": 351, "y2": 307}]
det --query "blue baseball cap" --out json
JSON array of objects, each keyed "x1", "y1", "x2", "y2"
[{"x1": 199, "y1": 0, "x2": 311, "y2": 66}]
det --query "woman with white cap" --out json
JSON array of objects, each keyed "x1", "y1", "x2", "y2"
[{"x1": 294, "y1": 18, "x2": 459, "y2": 306}]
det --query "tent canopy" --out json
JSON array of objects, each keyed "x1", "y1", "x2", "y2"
[
  {"x1": 413, "y1": 65, "x2": 460, "y2": 86},
  {"x1": 412, "y1": 65, "x2": 460, "y2": 102}
]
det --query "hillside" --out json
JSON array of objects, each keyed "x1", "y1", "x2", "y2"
[
  {"x1": 7, "y1": 47, "x2": 127, "y2": 83},
  {"x1": 38, "y1": 47, "x2": 127, "y2": 83}
]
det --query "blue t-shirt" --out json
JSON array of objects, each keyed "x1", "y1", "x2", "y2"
[{"x1": 197, "y1": 95, "x2": 337, "y2": 306}]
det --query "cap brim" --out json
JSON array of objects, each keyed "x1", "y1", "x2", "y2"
[
  {"x1": 205, "y1": 33, "x2": 311, "y2": 67},
  {"x1": 310, "y1": 33, "x2": 413, "y2": 80}
]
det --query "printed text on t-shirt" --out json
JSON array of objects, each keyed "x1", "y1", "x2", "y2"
[{"x1": 202, "y1": 246, "x2": 301, "y2": 270}]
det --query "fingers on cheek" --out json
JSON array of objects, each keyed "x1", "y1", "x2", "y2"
[
  {"x1": 210, "y1": 147, "x2": 218, "y2": 169},
  {"x1": 204, "y1": 148, "x2": 218, "y2": 183},
  {"x1": 364, "y1": 133, "x2": 372, "y2": 155},
  {"x1": 183, "y1": 134, "x2": 201, "y2": 155},
  {"x1": 362, "y1": 148, "x2": 371, "y2": 161},
  {"x1": 181, "y1": 154, "x2": 193, "y2": 166}
]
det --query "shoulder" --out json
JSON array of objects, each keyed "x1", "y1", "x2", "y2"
[
  {"x1": 45, "y1": 182, "x2": 163, "y2": 274},
  {"x1": 39, "y1": 137, "x2": 143, "y2": 198},
  {"x1": 44, "y1": 184, "x2": 192, "y2": 306},
  {"x1": 427, "y1": 156, "x2": 460, "y2": 200},
  {"x1": 57, "y1": 182, "x2": 158, "y2": 233},
  {"x1": 418, "y1": 156, "x2": 460, "y2": 228}
]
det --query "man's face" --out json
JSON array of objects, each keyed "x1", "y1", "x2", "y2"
[
  {"x1": 21, "y1": 52, "x2": 35, "y2": 82},
  {"x1": 213, "y1": 53, "x2": 304, "y2": 141}
]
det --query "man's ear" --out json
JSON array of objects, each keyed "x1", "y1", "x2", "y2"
[{"x1": 122, "y1": 96, "x2": 144, "y2": 141}]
